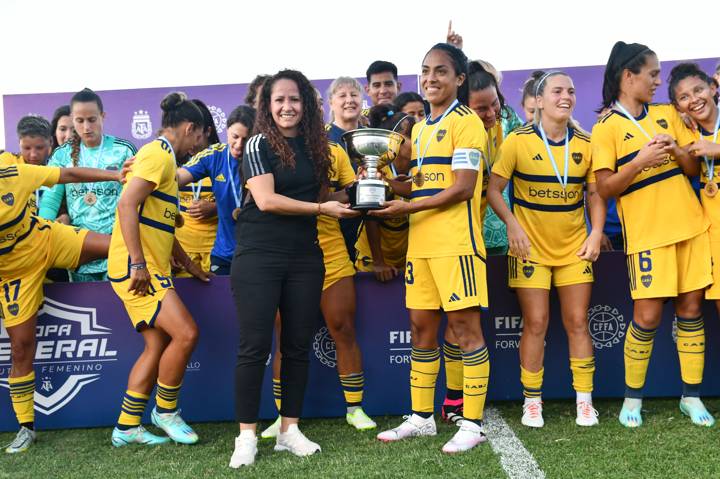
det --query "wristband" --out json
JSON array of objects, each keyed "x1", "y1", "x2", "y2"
[
  {"x1": 130, "y1": 262, "x2": 146, "y2": 271},
  {"x1": 316, "y1": 202, "x2": 322, "y2": 216}
]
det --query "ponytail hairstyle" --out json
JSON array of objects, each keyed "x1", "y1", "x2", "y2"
[
  {"x1": 598, "y1": 41, "x2": 655, "y2": 113},
  {"x1": 69, "y1": 88, "x2": 104, "y2": 167},
  {"x1": 425, "y1": 43, "x2": 470, "y2": 105},
  {"x1": 468, "y1": 60, "x2": 507, "y2": 120},
  {"x1": 533, "y1": 71, "x2": 584, "y2": 133},
  {"x1": 160, "y1": 92, "x2": 204, "y2": 129},
  {"x1": 50, "y1": 105, "x2": 71, "y2": 150},
  {"x1": 191, "y1": 99, "x2": 221, "y2": 146},
  {"x1": 668, "y1": 62, "x2": 719, "y2": 105},
  {"x1": 368, "y1": 104, "x2": 416, "y2": 137},
  {"x1": 255, "y1": 69, "x2": 331, "y2": 192},
  {"x1": 521, "y1": 70, "x2": 546, "y2": 110}
]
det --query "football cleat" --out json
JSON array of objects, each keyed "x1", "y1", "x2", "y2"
[
  {"x1": 680, "y1": 397, "x2": 715, "y2": 427},
  {"x1": 260, "y1": 416, "x2": 281, "y2": 439},
  {"x1": 619, "y1": 398, "x2": 643, "y2": 428},
  {"x1": 4, "y1": 426, "x2": 36, "y2": 453},
  {"x1": 151, "y1": 408, "x2": 199, "y2": 445},
  {"x1": 441, "y1": 420, "x2": 487, "y2": 454},
  {"x1": 521, "y1": 400, "x2": 544, "y2": 428},
  {"x1": 346, "y1": 408, "x2": 377, "y2": 430},
  {"x1": 576, "y1": 401, "x2": 599, "y2": 426},
  {"x1": 376, "y1": 414, "x2": 437, "y2": 442},
  {"x1": 111, "y1": 426, "x2": 170, "y2": 447}
]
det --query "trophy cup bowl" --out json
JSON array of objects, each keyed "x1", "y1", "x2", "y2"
[{"x1": 342, "y1": 128, "x2": 405, "y2": 210}]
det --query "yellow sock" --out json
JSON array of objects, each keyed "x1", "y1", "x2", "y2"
[
  {"x1": 520, "y1": 365, "x2": 543, "y2": 399},
  {"x1": 339, "y1": 372, "x2": 364, "y2": 406},
  {"x1": 443, "y1": 342, "x2": 464, "y2": 394},
  {"x1": 155, "y1": 381, "x2": 181, "y2": 413},
  {"x1": 117, "y1": 390, "x2": 149, "y2": 429},
  {"x1": 570, "y1": 357, "x2": 595, "y2": 393},
  {"x1": 462, "y1": 346, "x2": 490, "y2": 421},
  {"x1": 676, "y1": 316, "x2": 705, "y2": 389},
  {"x1": 272, "y1": 377, "x2": 282, "y2": 412},
  {"x1": 9, "y1": 371, "x2": 35, "y2": 425},
  {"x1": 624, "y1": 320, "x2": 656, "y2": 391},
  {"x1": 410, "y1": 347, "x2": 440, "y2": 415}
]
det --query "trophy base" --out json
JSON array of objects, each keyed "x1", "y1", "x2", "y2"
[
  {"x1": 351, "y1": 203, "x2": 386, "y2": 211},
  {"x1": 348, "y1": 180, "x2": 390, "y2": 211}
]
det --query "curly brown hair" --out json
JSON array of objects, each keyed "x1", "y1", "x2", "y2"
[{"x1": 254, "y1": 70, "x2": 331, "y2": 197}]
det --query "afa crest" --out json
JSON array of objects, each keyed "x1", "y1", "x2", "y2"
[
  {"x1": 656, "y1": 119, "x2": 668, "y2": 129},
  {"x1": 131, "y1": 110, "x2": 152, "y2": 140},
  {"x1": 572, "y1": 152, "x2": 583, "y2": 165},
  {"x1": 436, "y1": 129, "x2": 447, "y2": 142}
]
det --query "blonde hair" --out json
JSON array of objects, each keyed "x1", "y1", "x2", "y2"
[
  {"x1": 472, "y1": 59, "x2": 502, "y2": 86},
  {"x1": 326, "y1": 76, "x2": 364, "y2": 122},
  {"x1": 532, "y1": 71, "x2": 585, "y2": 133}
]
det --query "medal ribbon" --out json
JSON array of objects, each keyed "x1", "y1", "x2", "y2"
[
  {"x1": 226, "y1": 146, "x2": 241, "y2": 210},
  {"x1": 703, "y1": 105, "x2": 720, "y2": 182},
  {"x1": 414, "y1": 99, "x2": 459, "y2": 175},
  {"x1": 538, "y1": 123, "x2": 570, "y2": 190},
  {"x1": 614, "y1": 102, "x2": 658, "y2": 141}
]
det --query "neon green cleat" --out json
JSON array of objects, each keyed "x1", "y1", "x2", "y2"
[
  {"x1": 261, "y1": 416, "x2": 281, "y2": 439},
  {"x1": 346, "y1": 408, "x2": 377, "y2": 430}
]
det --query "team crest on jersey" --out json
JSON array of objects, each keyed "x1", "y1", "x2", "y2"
[
  {"x1": 1, "y1": 192, "x2": 14, "y2": 206},
  {"x1": 313, "y1": 326, "x2": 337, "y2": 368},
  {"x1": 436, "y1": 129, "x2": 447, "y2": 142},
  {"x1": 0, "y1": 297, "x2": 119, "y2": 417},
  {"x1": 131, "y1": 110, "x2": 153, "y2": 140},
  {"x1": 7, "y1": 303, "x2": 19, "y2": 316},
  {"x1": 209, "y1": 105, "x2": 227, "y2": 134},
  {"x1": 572, "y1": 152, "x2": 583, "y2": 165},
  {"x1": 656, "y1": 119, "x2": 668, "y2": 129},
  {"x1": 641, "y1": 274, "x2": 653, "y2": 288},
  {"x1": 522, "y1": 264, "x2": 534, "y2": 278}
]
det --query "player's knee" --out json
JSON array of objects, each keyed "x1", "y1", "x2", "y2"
[
  {"x1": 409, "y1": 323, "x2": 437, "y2": 349},
  {"x1": 174, "y1": 322, "x2": 199, "y2": 351},
  {"x1": 10, "y1": 337, "x2": 35, "y2": 367},
  {"x1": 327, "y1": 317, "x2": 356, "y2": 346},
  {"x1": 523, "y1": 315, "x2": 549, "y2": 337},
  {"x1": 564, "y1": 316, "x2": 589, "y2": 338},
  {"x1": 675, "y1": 304, "x2": 702, "y2": 319}
]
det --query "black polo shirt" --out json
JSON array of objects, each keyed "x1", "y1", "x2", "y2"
[{"x1": 236, "y1": 134, "x2": 321, "y2": 254}]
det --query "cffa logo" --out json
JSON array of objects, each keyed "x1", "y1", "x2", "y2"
[
  {"x1": 0, "y1": 297, "x2": 118, "y2": 415},
  {"x1": 313, "y1": 327, "x2": 336, "y2": 368},
  {"x1": 493, "y1": 315, "x2": 523, "y2": 350},
  {"x1": 131, "y1": 110, "x2": 153, "y2": 140},
  {"x1": 587, "y1": 304, "x2": 626, "y2": 349},
  {"x1": 209, "y1": 105, "x2": 227, "y2": 134}
]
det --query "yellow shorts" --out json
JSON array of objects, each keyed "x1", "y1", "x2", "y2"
[
  {"x1": 627, "y1": 232, "x2": 712, "y2": 300},
  {"x1": 508, "y1": 256, "x2": 594, "y2": 290},
  {"x1": 705, "y1": 239, "x2": 720, "y2": 300},
  {"x1": 0, "y1": 219, "x2": 87, "y2": 328},
  {"x1": 110, "y1": 271, "x2": 174, "y2": 331},
  {"x1": 174, "y1": 251, "x2": 212, "y2": 278},
  {"x1": 405, "y1": 255, "x2": 488, "y2": 312},
  {"x1": 323, "y1": 256, "x2": 355, "y2": 291}
]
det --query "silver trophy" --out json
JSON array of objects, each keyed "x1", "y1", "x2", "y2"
[{"x1": 342, "y1": 128, "x2": 405, "y2": 210}]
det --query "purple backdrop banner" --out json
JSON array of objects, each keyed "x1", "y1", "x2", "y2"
[{"x1": 2, "y1": 253, "x2": 719, "y2": 432}]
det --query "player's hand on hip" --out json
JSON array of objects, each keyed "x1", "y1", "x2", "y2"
[
  {"x1": 128, "y1": 267, "x2": 151, "y2": 296},
  {"x1": 506, "y1": 219, "x2": 531, "y2": 261}
]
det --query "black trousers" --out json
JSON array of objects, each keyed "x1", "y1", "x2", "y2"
[{"x1": 231, "y1": 248, "x2": 324, "y2": 423}]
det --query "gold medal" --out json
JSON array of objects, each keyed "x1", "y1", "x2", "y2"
[
  {"x1": 413, "y1": 171, "x2": 424, "y2": 187},
  {"x1": 232, "y1": 207, "x2": 241, "y2": 220},
  {"x1": 705, "y1": 181, "x2": 718, "y2": 198},
  {"x1": 84, "y1": 192, "x2": 97, "y2": 206},
  {"x1": 175, "y1": 214, "x2": 184, "y2": 228}
]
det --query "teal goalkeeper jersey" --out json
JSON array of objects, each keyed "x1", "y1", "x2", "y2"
[{"x1": 40, "y1": 134, "x2": 136, "y2": 274}]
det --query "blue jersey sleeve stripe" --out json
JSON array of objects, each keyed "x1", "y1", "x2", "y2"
[
  {"x1": 139, "y1": 216, "x2": 175, "y2": 234},
  {"x1": 409, "y1": 156, "x2": 452, "y2": 169},
  {"x1": 513, "y1": 197, "x2": 584, "y2": 212},
  {"x1": 149, "y1": 190, "x2": 177, "y2": 204},
  {"x1": 513, "y1": 171, "x2": 585, "y2": 184},
  {"x1": 410, "y1": 188, "x2": 445, "y2": 199},
  {"x1": 0, "y1": 205, "x2": 27, "y2": 231}
]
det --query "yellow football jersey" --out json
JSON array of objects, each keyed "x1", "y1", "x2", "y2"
[
  {"x1": 0, "y1": 163, "x2": 60, "y2": 273},
  {"x1": 493, "y1": 124, "x2": 594, "y2": 266},
  {"x1": 108, "y1": 138, "x2": 178, "y2": 279},
  {"x1": 355, "y1": 164, "x2": 409, "y2": 268},
  {"x1": 592, "y1": 104, "x2": 707, "y2": 254},
  {"x1": 318, "y1": 142, "x2": 356, "y2": 263},
  {"x1": 481, "y1": 122, "x2": 503, "y2": 220},
  {"x1": 407, "y1": 103, "x2": 488, "y2": 258},
  {"x1": 696, "y1": 123, "x2": 720, "y2": 241},
  {"x1": 176, "y1": 147, "x2": 217, "y2": 254},
  {"x1": 0, "y1": 152, "x2": 42, "y2": 215}
]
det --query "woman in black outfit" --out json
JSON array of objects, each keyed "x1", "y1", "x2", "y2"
[{"x1": 228, "y1": 69, "x2": 359, "y2": 468}]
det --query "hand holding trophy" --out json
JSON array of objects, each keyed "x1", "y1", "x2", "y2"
[{"x1": 342, "y1": 128, "x2": 405, "y2": 210}]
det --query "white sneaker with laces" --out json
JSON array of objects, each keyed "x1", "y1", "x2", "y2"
[
  {"x1": 229, "y1": 432, "x2": 258, "y2": 468},
  {"x1": 576, "y1": 401, "x2": 599, "y2": 426},
  {"x1": 274, "y1": 424, "x2": 321, "y2": 457},
  {"x1": 521, "y1": 399, "x2": 544, "y2": 428},
  {"x1": 441, "y1": 420, "x2": 487, "y2": 453},
  {"x1": 376, "y1": 414, "x2": 437, "y2": 442}
]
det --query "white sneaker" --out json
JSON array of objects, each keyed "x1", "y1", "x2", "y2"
[
  {"x1": 576, "y1": 401, "x2": 599, "y2": 426},
  {"x1": 441, "y1": 420, "x2": 487, "y2": 453},
  {"x1": 261, "y1": 416, "x2": 281, "y2": 439},
  {"x1": 274, "y1": 424, "x2": 321, "y2": 457},
  {"x1": 521, "y1": 400, "x2": 544, "y2": 428},
  {"x1": 229, "y1": 432, "x2": 258, "y2": 468},
  {"x1": 376, "y1": 414, "x2": 437, "y2": 442}
]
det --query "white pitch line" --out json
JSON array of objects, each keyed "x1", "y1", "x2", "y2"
[{"x1": 484, "y1": 407, "x2": 545, "y2": 479}]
